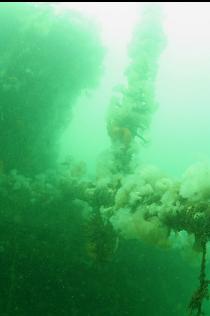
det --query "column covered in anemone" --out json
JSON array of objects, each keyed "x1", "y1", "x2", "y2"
[{"x1": 106, "y1": 4, "x2": 166, "y2": 174}]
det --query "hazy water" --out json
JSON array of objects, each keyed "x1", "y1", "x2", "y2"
[
  {"x1": 1, "y1": 2, "x2": 210, "y2": 316},
  {"x1": 60, "y1": 3, "x2": 210, "y2": 178}
]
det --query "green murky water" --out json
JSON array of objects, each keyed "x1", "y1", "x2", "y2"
[{"x1": 1, "y1": 2, "x2": 210, "y2": 315}]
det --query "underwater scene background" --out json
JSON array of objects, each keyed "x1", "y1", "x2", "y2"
[{"x1": 1, "y1": 2, "x2": 210, "y2": 315}]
